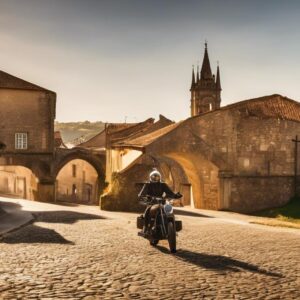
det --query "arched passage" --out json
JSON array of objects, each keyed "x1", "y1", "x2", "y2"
[
  {"x1": 0, "y1": 165, "x2": 39, "y2": 200},
  {"x1": 56, "y1": 159, "x2": 100, "y2": 204},
  {"x1": 54, "y1": 149, "x2": 106, "y2": 205},
  {"x1": 158, "y1": 152, "x2": 220, "y2": 210}
]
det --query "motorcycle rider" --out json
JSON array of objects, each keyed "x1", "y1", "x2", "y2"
[{"x1": 138, "y1": 169, "x2": 182, "y2": 234}]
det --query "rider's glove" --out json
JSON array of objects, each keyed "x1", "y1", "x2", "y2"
[{"x1": 175, "y1": 192, "x2": 182, "y2": 199}]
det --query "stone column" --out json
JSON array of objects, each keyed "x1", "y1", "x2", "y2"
[{"x1": 37, "y1": 179, "x2": 56, "y2": 203}]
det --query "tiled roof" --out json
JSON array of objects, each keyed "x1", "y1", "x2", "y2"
[
  {"x1": 109, "y1": 118, "x2": 155, "y2": 143},
  {"x1": 222, "y1": 94, "x2": 300, "y2": 122},
  {"x1": 106, "y1": 123, "x2": 139, "y2": 134},
  {"x1": 113, "y1": 94, "x2": 300, "y2": 150},
  {"x1": 0, "y1": 70, "x2": 54, "y2": 93},
  {"x1": 78, "y1": 129, "x2": 106, "y2": 148},
  {"x1": 112, "y1": 122, "x2": 180, "y2": 149},
  {"x1": 126, "y1": 115, "x2": 174, "y2": 139}
]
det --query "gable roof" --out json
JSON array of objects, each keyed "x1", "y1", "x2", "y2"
[
  {"x1": 0, "y1": 70, "x2": 55, "y2": 93},
  {"x1": 112, "y1": 122, "x2": 180, "y2": 150},
  {"x1": 113, "y1": 94, "x2": 300, "y2": 151},
  {"x1": 121, "y1": 115, "x2": 174, "y2": 140},
  {"x1": 108, "y1": 118, "x2": 155, "y2": 144},
  {"x1": 77, "y1": 129, "x2": 106, "y2": 148},
  {"x1": 78, "y1": 122, "x2": 140, "y2": 149}
]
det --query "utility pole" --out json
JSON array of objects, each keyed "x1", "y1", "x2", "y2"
[{"x1": 292, "y1": 135, "x2": 300, "y2": 196}]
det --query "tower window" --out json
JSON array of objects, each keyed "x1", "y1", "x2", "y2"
[
  {"x1": 209, "y1": 103, "x2": 212, "y2": 111},
  {"x1": 15, "y1": 133, "x2": 28, "y2": 149}
]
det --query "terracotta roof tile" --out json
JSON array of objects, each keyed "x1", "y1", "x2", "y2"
[
  {"x1": 223, "y1": 94, "x2": 300, "y2": 122},
  {"x1": 113, "y1": 122, "x2": 181, "y2": 149}
]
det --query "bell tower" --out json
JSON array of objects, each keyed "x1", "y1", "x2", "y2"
[{"x1": 190, "y1": 43, "x2": 222, "y2": 117}]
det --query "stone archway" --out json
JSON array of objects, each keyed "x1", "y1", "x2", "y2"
[
  {"x1": 56, "y1": 159, "x2": 100, "y2": 205},
  {"x1": 0, "y1": 165, "x2": 39, "y2": 200},
  {"x1": 151, "y1": 152, "x2": 221, "y2": 210},
  {"x1": 53, "y1": 149, "x2": 106, "y2": 204}
]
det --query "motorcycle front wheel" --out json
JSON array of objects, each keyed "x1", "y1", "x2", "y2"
[
  {"x1": 150, "y1": 239, "x2": 159, "y2": 246},
  {"x1": 167, "y1": 221, "x2": 176, "y2": 253}
]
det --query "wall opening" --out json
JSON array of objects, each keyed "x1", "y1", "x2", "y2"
[
  {"x1": 162, "y1": 152, "x2": 220, "y2": 210},
  {"x1": 0, "y1": 165, "x2": 38, "y2": 200},
  {"x1": 56, "y1": 159, "x2": 99, "y2": 205}
]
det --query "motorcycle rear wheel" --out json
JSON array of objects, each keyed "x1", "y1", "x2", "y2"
[{"x1": 167, "y1": 222, "x2": 176, "y2": 253}]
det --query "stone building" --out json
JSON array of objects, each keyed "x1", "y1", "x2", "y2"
[
  {"x1": 0, "y1": 70, "x2": 106, "y2": 203},
  {"x1": 100, "y1": 45, "x2": 300, "y2": 213},
  {"x1": 0, "y1": 70, "x2": 56, "y2": 201},
  {"x1": 105, "y1": 115, "x2": 174, "y2": 183},
  {"x1": 0, "y1": 70, "x2": 56, "y2": 153}
]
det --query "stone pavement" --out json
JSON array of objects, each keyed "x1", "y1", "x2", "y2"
[{"x1": 0, "y1": 198, "x2": 299, "y2": 299}]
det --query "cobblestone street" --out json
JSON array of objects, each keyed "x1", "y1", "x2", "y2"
[{"x1": 0, "y1": 200, "x2": 300, "y2": 299}]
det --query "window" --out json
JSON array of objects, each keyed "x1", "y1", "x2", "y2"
[
  {"x1": 72, "y1": 164, "x2": 77, "y2": 177},
  {"x1": 15, "y1": 133, "x2": 28, "y2": 150}
]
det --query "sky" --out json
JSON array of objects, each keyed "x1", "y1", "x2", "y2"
[{"x1": 0, "y1": 0, "x2": 300, "y2": 122}]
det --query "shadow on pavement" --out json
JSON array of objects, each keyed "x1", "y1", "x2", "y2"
[
  {"x1": 173, "y1": 209, "x2": 213, "y2": 218},
  {"x1": 33, "y1": 210, "x2": 106, "y2": 224},
  {"x1": 0, "y1": 200, "x2": 107, "y2": 245},
  {"x1": 1, "y1": 224, "x2": 74, "y2": 244},
  {"x1": 0, "y1": 200, "x2": 22, "y2": 211},
  {"x1": 156, "y1": 246, "x2": 282, "y2": 278}
]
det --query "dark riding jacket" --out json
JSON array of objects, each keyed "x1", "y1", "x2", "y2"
[{"x1": 138, "y1": 182, "x2": 178, "y2": 199}]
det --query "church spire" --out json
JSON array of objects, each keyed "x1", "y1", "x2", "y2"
[
  {"x1": 216, "y1": 63, "x2": 221, "y2": 90},
  {"x1": 189, "y1": 42, "x2": 222, "y2": 117},
  {"x1": 200, "y1": 42, "x2": 213, "y2": 80},
  {"x1": 190, "y1": 66, "x2": 195, "y2": 89}
]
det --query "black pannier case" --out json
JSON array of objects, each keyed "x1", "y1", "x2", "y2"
[{"x1": 137, "y1": 216, "x2": 144, "y2": 229}]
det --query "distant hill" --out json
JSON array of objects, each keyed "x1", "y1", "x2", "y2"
[{"x1": 55, "y1": 121, "x2": 105, "y2": 146}]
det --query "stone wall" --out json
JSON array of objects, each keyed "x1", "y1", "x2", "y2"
[
  {"x1": 233, "y1": 114, "x2": 300, "y2": 176},
  {"x1": 222, "y1": 176, "x2": 294, "y2": 213},
  {"x1": 0, "y1": 89, "x2": 56, "y2": 153},
  {"x1": 101, "y1": 162, "x2": 149, "y2": 212},
  {"x1": 100, "y1": 154, "x2": 187, "y2": 211}
]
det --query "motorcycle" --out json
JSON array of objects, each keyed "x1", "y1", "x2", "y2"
[{"x1": 137, "y1": 196, "x2": 182, "y2": 253}]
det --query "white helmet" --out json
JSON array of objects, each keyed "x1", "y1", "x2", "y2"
[{"x1": 149, "y1": 169, "x2": 161, "y2": 182}]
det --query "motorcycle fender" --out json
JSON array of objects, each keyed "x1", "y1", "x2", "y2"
[
  {"x1": 166, "y1": 215, "x2": 175, "y2": 222},
  {"x1": 175, "y1": 220, "x2": 182, "y2": 232}
]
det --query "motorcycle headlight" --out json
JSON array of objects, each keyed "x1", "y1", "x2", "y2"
[{"x1": 164, "y1": 203, "x2": 173, "y2": 215}]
